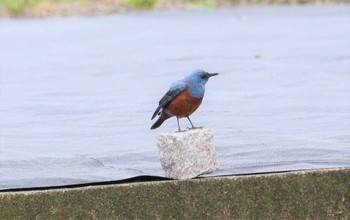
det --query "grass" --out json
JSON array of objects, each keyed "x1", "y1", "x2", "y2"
[
  {"x1": 0, "y1": 0, "x2": 36, "y2": 14},
  {"x1": 188, "y1": 0, "x2": 218, "y2": 8},
  {"x1": 0, "y1": 0, "x2": 348, "y2": 17},
  {"x1": 0, "y1": 0, "x2": 156, "y2": 15},
  {"x1": 124, "y1": 0, "x2": 158, "y2": 8},
  {"x1": 0, "y1": 0, "x2": 87, "y2": 15}
]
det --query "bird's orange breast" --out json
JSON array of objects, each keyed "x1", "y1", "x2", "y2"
[{"x1": 167, "y1": 86, "x2": 203, "y2": 118}]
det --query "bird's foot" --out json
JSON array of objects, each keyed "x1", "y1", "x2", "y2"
[
  {"x1": 186, "y1": 126, "x2": 205, "y2": 130},
  {"x1": 176, "y1": 126, "x2": 205, "y2": 133}
]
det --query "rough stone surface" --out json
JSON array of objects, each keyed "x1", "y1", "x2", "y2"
[{"x1": 157, "y1": 128, "x2": 220, "y2": 179}]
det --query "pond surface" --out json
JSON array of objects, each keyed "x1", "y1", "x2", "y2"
[{"x1": 0, "y1": 5, "x2": 349, "y2": 190}]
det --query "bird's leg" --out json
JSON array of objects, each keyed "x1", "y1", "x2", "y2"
[
  {"x1": 176, "y1": 117, "x2": 182, "y2": 132},
  {"x1": 187, "y1": 116, "x2": 204, "y2": 130},
  {"x1": 187, "y1": 116, "x2": 195, "y2": 129}
]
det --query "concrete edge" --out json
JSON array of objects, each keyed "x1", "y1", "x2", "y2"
[{"x1": 1, "y1": 168, "x2": 349, "y2": 219}]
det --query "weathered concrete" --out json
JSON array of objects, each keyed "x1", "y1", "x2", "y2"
[
  {"x1": 157, "y1": 128, "x2": 220, "y2": 179},
  {"x1": 0, "y1": 168, "x2": 349, "y2": 219}
]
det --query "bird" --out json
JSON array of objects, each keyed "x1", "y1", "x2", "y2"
[{"x1": 151, "y1": 69, "x2": 219, "y2": 132}]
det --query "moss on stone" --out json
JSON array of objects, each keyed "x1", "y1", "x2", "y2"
[{"x1": 1, "y1": 168, "x2": 349, "y2": 219}]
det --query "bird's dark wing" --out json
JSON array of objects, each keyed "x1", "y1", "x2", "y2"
[{"x1": 151, "y1": 81, "x2": 186, "y2": 120}]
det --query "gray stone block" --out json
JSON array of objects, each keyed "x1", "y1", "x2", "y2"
[{"x1": 157, "y1": 128, "x2": 220, "y2": 179}]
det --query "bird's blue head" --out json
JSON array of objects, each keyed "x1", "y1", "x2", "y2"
[
  {"x1": 184, "y1": 69, "x2": 219, "y2": 86},
  {"x1": 181, "y1": 69, "x2": 219, "y2": 98}
]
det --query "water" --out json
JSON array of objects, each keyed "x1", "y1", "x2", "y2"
[{"x1": 0, "y1": 6, "x2": 349, "y2": 190}]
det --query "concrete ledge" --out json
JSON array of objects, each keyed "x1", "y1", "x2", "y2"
[{"x1": 1, "y1": 168, "x2": 349, "y2": 219}]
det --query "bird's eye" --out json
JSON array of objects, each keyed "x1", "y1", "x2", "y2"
[{"x1": 201, "y1": 75, "x2": 206, "y2": 79}]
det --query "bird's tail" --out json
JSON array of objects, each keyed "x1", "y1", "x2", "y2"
[{"x1": 150, "y1": 117, "x2": 165, "y2": 130}]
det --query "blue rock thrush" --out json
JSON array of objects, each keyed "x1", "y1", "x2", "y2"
[{"x1": 151, "y1": 69, "x2": 219, "y2": 132}]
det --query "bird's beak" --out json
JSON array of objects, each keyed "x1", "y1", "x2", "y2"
[{"x1": 208, "y1": 73, "x2": 219, "y2": 78}]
